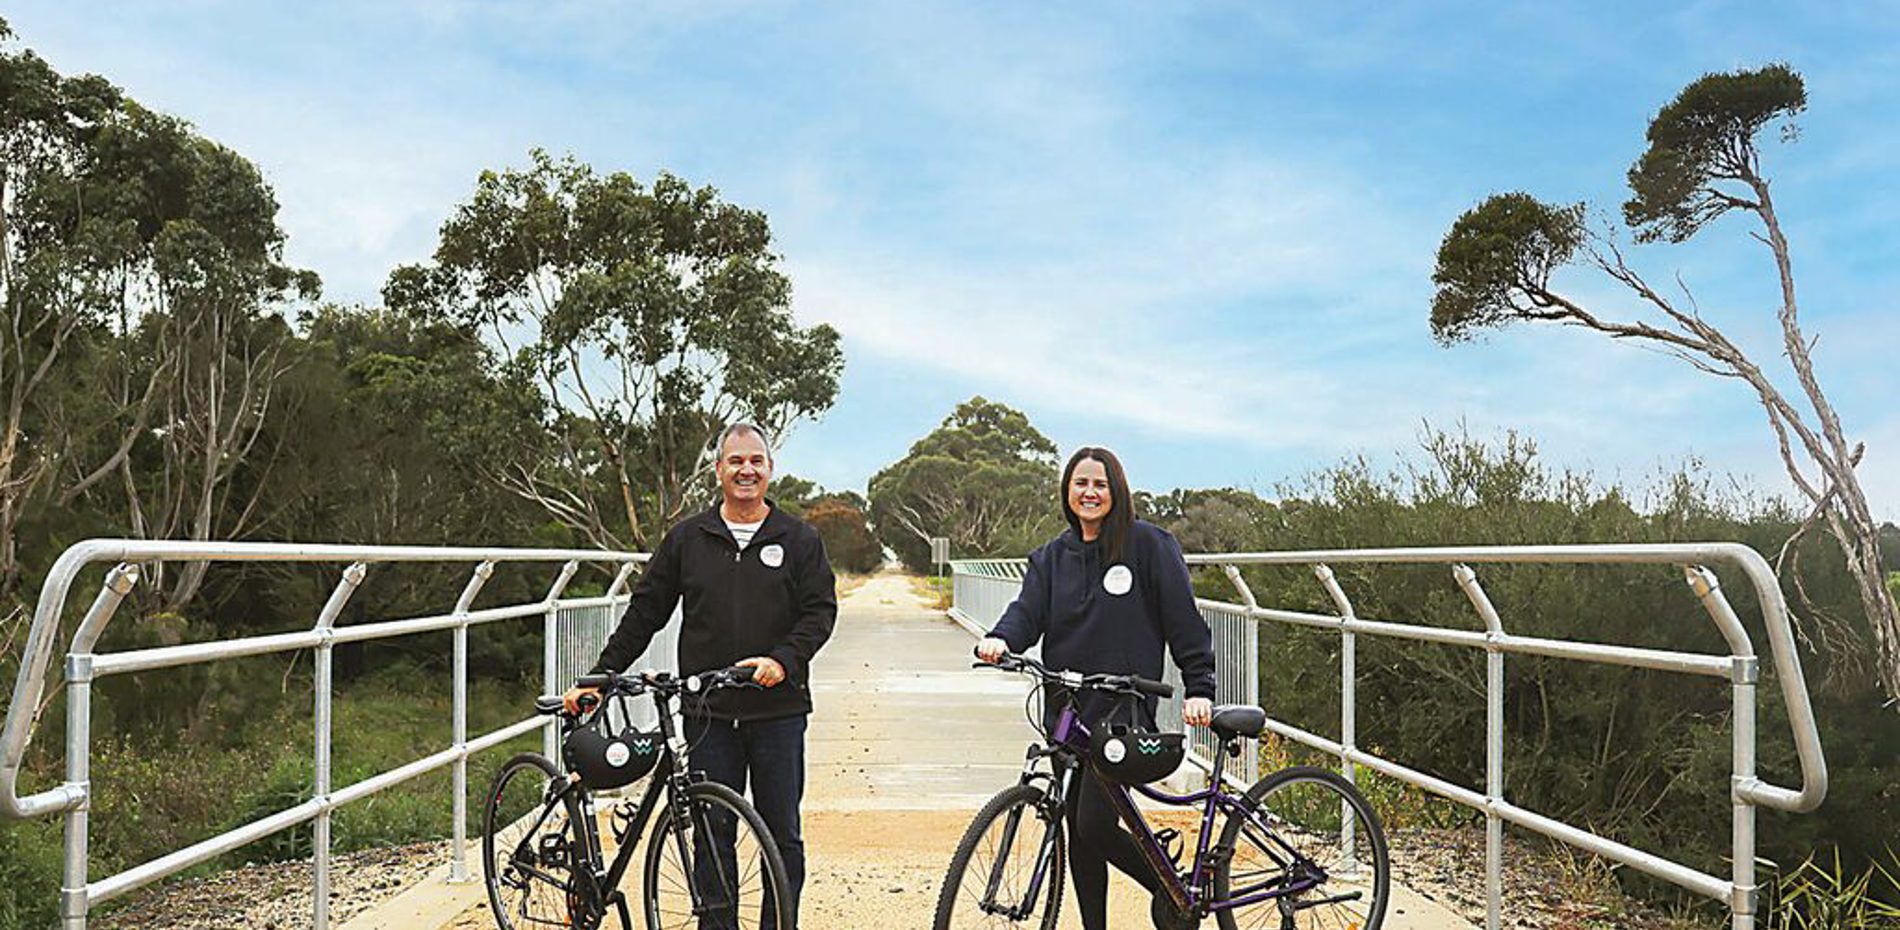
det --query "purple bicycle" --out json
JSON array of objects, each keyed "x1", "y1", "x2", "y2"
[{"x1": 933, "y1": 652, "x2": 1388, "y2": 930}]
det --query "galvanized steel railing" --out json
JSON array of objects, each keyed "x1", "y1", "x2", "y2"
[
  {"x1": 0, "y1": 539, "x2": 657, "y2": 930},
  {"x1": 949, "y1": 543, "x2": 1828, "y2": 930}
]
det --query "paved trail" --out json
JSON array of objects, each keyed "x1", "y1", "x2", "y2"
[{"x1": 363, "y1": 572, "x2": 1470, "y2": 929}]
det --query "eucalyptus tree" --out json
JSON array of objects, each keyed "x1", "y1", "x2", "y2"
[
  {"x1": 1429, "y1": 64, "x2": 1898, "y2": 699},
  {"x1": 387, "y1": 151, "x2": 843, "y2": 550},
  {"x1": 51, "y1": 104, "x2": 319, "y2": 610},
  {"x1": 0, "y1": 20, "x2": 121, "y2": 592},
  {"x1": 869, "y1": 396, "x2": 1064, "y2": 571}
]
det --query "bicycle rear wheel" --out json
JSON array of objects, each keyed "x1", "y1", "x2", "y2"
[
  {"x1": 483, "y1": 751, "x2": 596, "y2": 930},
  {"x1": 642, "y1": 780, "x2": 791, "y2": 930},
  {"x1": 1214, "y1": 765, "x2": 1389, "y2": 930},
  {"x1": 932, "y1": 783, "x2": 1065, "y2": 930}
]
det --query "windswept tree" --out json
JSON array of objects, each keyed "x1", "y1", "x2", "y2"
[
  {"x1": 868, "y1": 396, "x2": 1064, "y2": 571},
  {"x1": 386, "y1": 151, "x2": 843, "y2": 550},
  {"x1": 1429, "y1": 64, "x2": 1898, "y2": 698}
]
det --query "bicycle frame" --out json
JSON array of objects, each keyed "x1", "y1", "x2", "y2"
[
  {"x1": 991, "y1": 698, "x2": 1328, "y2": 920},
  {"x1": 505, "y1": 687, "x2": 745, "y2": 929}
]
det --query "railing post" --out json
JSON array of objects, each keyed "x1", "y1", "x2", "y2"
[
  {"x1": 61, "y1": 562, "x2": 141, "y2": 930},
  {"x1": 543, "y1": 562, "x2": 580, "y2": 766},
  {"x1": 1687, "y1": 567, "x2": 1759, "y2": 930},
  {"x1": 1455, "y1": 564, "x2": 1506, "y2": 930},
  {"x1": 450, "y1": 561, "x2": 494, "y2": 884},
  {"x1": 61, "y1": 652, "x2": 94, "y2": 930},
  {"x1": 1313, "y1": 564, "x2": 1358, "y2": 874},
  {"x1": 312, "y1": 562, "x2": 366, "y2": 930},
  {"x1": 1219, "y1": 564, "x2": 1262, "y2": 784}
]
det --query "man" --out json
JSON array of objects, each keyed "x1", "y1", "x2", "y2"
[{"x1": 565, "y1": 422, "x2": 836, "y2": 929}]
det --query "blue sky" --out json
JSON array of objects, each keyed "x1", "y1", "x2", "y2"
[{"x1": 14, "y1": 1, "x2": 1897, "y2": 520}]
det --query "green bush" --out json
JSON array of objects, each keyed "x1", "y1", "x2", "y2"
[
  {"x1": 1172, "y1": 428, "x2": 1900, "y2": 908},
  {"x1": 0, "y1": 818, "x2": 61, "y2": 930}
]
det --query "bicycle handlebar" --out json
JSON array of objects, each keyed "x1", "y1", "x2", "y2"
[
  {"x1": 546, "y1": 665, "x2": 761, "y2": 717},
  {"x1": 973, "y1": 650, "x2": 1175, "y2": 700}
]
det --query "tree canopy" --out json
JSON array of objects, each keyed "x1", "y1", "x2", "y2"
[
  {"x1": 868, "y1": 396, "x2": 1063, "y2": 571},
  {"x1": 385, "y1": 150, "x2": 844, "y2": 550}
]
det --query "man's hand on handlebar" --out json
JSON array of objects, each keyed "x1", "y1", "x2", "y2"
[
  {"x1": 735, "y1": 656, "x2": 785, "y2": 687},
  {"x1": 974, "y1": 637, "x2": 1008, "y2": 663}
]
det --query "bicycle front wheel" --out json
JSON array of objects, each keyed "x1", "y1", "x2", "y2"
[
  {"x1": 1214, "y1": 765, "x2": 1389, "y2": 930},
  {"x1": 642, "y1": 780, "x2": 791, "y2": 930},
  {"x1": 932, "y1": 783, "x2": 1065, "y2": 930},
  {"x1": 483, "y1": 751, "x2": 594, "y2": 930}
]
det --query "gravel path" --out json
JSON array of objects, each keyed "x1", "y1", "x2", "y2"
[
  {"x1": 98, "y1": 820, "x2": 1688, "y2": 929},
  {"x1": 95, "y1": 841, "x2": 451, "y2": 930}
]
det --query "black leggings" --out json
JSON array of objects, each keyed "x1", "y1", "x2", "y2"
[
  {"x1": 1052, "y1": 688, "x2": 1165, "y2": 929},
  {"x1": 1065, "y1": 769, "x2": 1164, "y2": 928}
]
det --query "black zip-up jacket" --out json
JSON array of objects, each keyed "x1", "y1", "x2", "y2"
[
  {"x1": 990, "y1": 520, "x2": 1217, "y2": 722},
  {"x1": 591, "y1": 500, "x2": 837, "y2": 721}
]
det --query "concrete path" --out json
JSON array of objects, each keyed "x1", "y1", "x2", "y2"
[{"x1": 356, "y1": 572, "x2": 1474, "y2": 929}]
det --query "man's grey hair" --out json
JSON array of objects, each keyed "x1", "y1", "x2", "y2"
[{"x1": 716, "y1": 422, "x2": 774, "y2": 461}]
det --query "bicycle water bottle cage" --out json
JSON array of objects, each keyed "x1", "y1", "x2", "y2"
[
  {"x1": 1154, "y1": 827, "x2": 1184, "y2": 867},
  {"x1": 610, "y1": 798, "x2": 638, "y2": 844}
]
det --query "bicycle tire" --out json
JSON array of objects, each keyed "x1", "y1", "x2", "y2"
[
  {"x1": 482, "y1": 751, "x2": 596, "y2": 930},
  {"x1": 641, "y1": 780, "x2": 792, "y2": 930},
  {"x1": 1214, "y1": 765, "x2": 1389, "y2": 930},
  {"x1": 932, "y1": 783, "x2": 1066, "y2": 930}
]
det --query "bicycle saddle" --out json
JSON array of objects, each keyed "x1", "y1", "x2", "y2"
[{"x1": 1210, "y1": 704, "x2": 1266, "y2": 741}]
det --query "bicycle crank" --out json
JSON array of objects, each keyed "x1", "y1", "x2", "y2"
[{"x1": 1150, "y1": 892, "x2": 1198, "y2": 930}]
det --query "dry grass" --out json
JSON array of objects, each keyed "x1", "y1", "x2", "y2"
[
  {"x1": 905, "y1": 573, "x2": 952, "y2": 610},
  {"x1": 835, "y1": 573, "x2": 873, "y2": 597}
]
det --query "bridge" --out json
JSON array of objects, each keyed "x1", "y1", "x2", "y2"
[{"x1": 1, "y1": 540, "x2": 1828, "y2": 929}]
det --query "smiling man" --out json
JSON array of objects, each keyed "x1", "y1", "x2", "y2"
[{"x1": 569, "y1": 422, "x2": 837, "y2": 929}]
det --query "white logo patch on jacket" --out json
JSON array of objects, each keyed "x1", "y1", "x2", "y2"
[
  {"x1": 1103, "y1": 564, "x2": 1133, "y2": 596},
  {"x1": 760, "y1": 544, "x2": 785, "y2": 568}
]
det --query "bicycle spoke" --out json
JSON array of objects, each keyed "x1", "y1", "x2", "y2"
[
  {"x1": 938, "y1": 787, "x2": 1060, "y2": 929},
  {"x1": 1214, "y1": 769, "x2": 1387, "y2": 930}
]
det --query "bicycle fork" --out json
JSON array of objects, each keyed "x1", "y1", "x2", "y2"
[{"x1": 981, "y1": 762, "x2": 1070, "y2": 919}]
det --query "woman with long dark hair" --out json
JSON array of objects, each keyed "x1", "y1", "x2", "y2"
[{"x1": 976, "y1": 446, "x2": 1216, "y2": 929}]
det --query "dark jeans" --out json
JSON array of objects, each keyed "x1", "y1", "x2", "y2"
[{"x1": 684, "y1": 713, "x2": 808, "y2": 930}]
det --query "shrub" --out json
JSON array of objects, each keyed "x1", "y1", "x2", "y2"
[{"x1": 805, "y1": 497, "x2": 883, "y2": 573}]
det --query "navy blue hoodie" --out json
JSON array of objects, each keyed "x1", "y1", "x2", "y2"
[{"x1": 990, "y1": 520, "x2": 1217, "y2": 715}]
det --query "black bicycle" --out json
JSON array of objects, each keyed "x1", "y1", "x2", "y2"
[
  {"x1": 934, "y1": 652, "x2": 1389, "y2": 930},
  {"x1": 482, "y1": 666, "x2": 792, "y2": 930}
]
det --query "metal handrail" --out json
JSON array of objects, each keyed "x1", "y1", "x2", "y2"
[
  {"x1": 950, "y1": 542, "x2": 1828, "y2": 930},
  {"x1": 0, "y1": 539, "x2": 647, "y2": 930}
]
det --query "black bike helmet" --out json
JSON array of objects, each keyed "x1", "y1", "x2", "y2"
[{"x1": 563, "y1": 724, "x2": 662, "y2": 790}]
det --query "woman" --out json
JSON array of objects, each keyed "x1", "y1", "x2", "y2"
[{"x1": 976, "y1": 446, "x2": 1216, "y2": 930}]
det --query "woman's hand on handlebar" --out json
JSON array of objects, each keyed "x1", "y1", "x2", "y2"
[
  {"x1": 974, "y1": 637, "x2": 1009, "y2": 663},
  {"x1": 1183, "y1": 696, "x2": 1213, "y2": 728},
  {"x1": 562, "y1": 685, "x2": 601, "y2": 716}
]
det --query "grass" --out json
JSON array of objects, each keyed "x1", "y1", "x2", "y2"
[
  {"x1": 908, "y1": 573, "x2": 953, "y2": 610},
  {"x1": 835, "y1": 572, "x2": 873, "y2": 597}
]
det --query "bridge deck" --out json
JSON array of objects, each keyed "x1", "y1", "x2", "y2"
[{"x1": 355, "y1": 573, "x2": 1473, "y2": 929}]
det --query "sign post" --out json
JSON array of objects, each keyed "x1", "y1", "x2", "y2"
[{"x1": 929, "y1": 536, "x2": 949, "y2": 604}]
